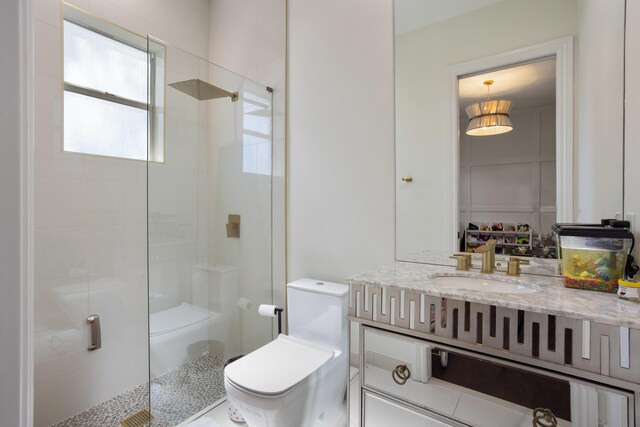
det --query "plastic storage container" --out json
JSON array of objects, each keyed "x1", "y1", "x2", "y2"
[
  {"x1": 558, "y1": 226, "x2": 633, "y2": 293},
  {"x1": 618, "y1": 279, "x2": 640, "y2": 301}
]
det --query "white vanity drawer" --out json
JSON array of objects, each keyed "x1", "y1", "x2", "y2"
[
  {"x1": 362, "y1": 326, "x2": 632, "y2": 427},
  {"x1": 362, "y1": 326, "x2": 459, "y2": 415},
  {"x1": 363, "y1": 391, "x2": 458, "y2": 427}
]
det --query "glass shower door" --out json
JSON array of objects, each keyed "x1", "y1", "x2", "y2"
[
  {"x1": 33, "y1": 7, "x2": 152, "y2": 426},
  {"x1": 147, "y1": 43, "x2": 274, "y2": 425}
]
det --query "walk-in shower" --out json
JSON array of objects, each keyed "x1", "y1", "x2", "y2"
[
  {"x1": 145, "y1": 45, "x2": 274, "y2": 424},
  {"x1": 33, "y1": 6, "x2": 275, "y2": 426}
]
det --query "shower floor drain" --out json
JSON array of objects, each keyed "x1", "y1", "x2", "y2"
[{"x1": 120, "y1": 409, "x2": 152, "y2": 427}]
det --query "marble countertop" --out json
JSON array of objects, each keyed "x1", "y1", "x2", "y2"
[{"x1": 347, "y1": 261, "x2": 640, "y2": 329}]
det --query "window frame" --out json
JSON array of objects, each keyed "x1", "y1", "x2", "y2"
[{"x1": 62, "y1": 5, "x2": 165, "y2": 162}]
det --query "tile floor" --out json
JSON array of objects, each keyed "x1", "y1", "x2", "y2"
[
  {"x1": 51, "y1": 360, "x2": 360, "y2": 427},
  {"x1": 185, "y1": 369, "x2": 361, "y2": 427}
]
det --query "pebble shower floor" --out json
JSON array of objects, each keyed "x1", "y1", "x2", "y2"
[{"x1": 51, "y1": 354, "x2": 226, "y2": 427}]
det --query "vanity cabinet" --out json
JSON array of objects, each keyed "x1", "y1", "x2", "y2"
[
  {"x1": 357, "y1": 325, "x2": 632, "y2": 427},
  {"x1": 347, "y1": 264, "x2": 640, "y2": 426},
  {"x1": 363, "y1": 391, "x2": 455, "y2": 427}
]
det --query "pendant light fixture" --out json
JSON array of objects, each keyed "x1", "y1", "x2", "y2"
[{"x1": 465, "y1": 80, "x2": 513, "y2": 136}]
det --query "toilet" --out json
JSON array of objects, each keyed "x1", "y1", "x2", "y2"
[
  {"x1": 149, "y1": 264, "x2": 239, "y2": 378},
  {"x1": 224, "y1": 278, "x2": 349, "y2": 427},
  {"x1": 149, "y1": 302, "x2": 223, "y2": 378}
]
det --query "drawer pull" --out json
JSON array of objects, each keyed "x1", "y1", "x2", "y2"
[
  {"x1": 391, "y1": 364, "x2": 411, "y2": 385},
  {"x1": 532, "y1": 408, "x2": 557, "y2": 427}
]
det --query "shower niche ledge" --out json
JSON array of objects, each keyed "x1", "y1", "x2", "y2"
[{"x1": 347, "y1": 262, "x2": 640, "y2": 426}]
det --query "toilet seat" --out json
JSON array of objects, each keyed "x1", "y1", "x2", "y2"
[
  {"x1": 149, "y1": 303, "x2": 217, "y2": 338},
  {"x1": 224, "y1": 335, "x2": 334, "y2": 398}
]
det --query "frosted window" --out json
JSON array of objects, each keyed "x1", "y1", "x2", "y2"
[
  {"x1": 242, "y1": 91, "x2": 272, "y2": 175},
  {"x1": 243, "y1": 101, "x2": 271, "y2": 135},
  {"x1": 64, "y1": 91, "x2": 147, "y2": 160},
  {"x1": 242, "y1": 138, "x2": 271, "y2": 176},
  {"x1": 62, "y1": 13, "x2": 165, "y2": 162},
  {"x1": 64, "y1": 20, "x2": 147, "y2": 103}
]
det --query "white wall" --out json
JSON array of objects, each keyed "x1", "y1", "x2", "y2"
[
  {"x1": 0, "y1": 0, "x2": 31, "y2": 426},
  {"x1": 575, "y1": 0, "x2": 625, "y2": 223},
  {"x1": 32, "y1": 1, "x2": 210, "y2": 425},
  {"x1": 625, "y1": 0, "x2": 640, "y2": 260},
  {"x1": 287, "y1": 0, "x2": 396, "y2": 283},
  {"x1": 459, "y1": 106, "x2": 557, "y2": 239}
]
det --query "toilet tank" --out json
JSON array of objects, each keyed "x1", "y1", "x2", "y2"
[
  {"x1": 287, "y1": 278, "x2": 349, "y2": 355},
  {"x1": 191, "y1": 264, "x2": 239, "y2": 315}
]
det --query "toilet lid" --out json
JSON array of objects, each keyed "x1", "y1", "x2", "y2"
[{"x1": 225, "y1": 335, "x2": 334, "y2": 396}]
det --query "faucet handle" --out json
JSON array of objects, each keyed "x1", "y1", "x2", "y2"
[
  {"x1": 453, "y1": 253, "x2": 472, "y2": 266},
  {"x1": 450, "y1": 254, "x2": 471, "y2": 271},
  {"x1": 507, "y1": 257, "x2": 530, "y2": 276}
]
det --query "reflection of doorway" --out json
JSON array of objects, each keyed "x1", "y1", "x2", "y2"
[
  {"x1": 447, "y1": 37, "x2": 574, "y2": 251},
  {"x1": 458, "y1": 58, "x2": 557, "y2": 253}
]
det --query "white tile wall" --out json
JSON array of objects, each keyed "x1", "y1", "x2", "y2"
[
  {"x1": 208, "y1": 0, "x2": 287, "y2": 339},
  {"x1": 34, "y1": 0, "x2": 286, "y2": 424},
  {"x1": 148, "y1": 81, "x2": 206, "y2": 315},
  {"x1": 207, "y1": 103, "x2": 274, "y2": 353},
  {"x1": 33, "y1": 0, "x2": 211, "y2": 426}
]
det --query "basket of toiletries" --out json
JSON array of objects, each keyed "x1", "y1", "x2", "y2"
[{"x1": 557, "y1": 226, "x2": 633, "y2": 293}]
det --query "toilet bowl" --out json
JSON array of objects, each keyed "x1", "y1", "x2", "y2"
[
  {"x1": 149, "y1": 264, "x2": 240, "y2": 377},
  {"x1": 150, "y1": 302, "x2": 223, "y2": 378},
  {"x1": 224, "y1": 278, "x2": 349, "y2": 427}
]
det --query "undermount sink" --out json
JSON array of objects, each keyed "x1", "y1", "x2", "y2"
[{"x1": 429, "y1": 275, "x2": 537, "y2": 294}]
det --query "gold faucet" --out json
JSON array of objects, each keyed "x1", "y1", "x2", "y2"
[
  {"x1": 450, "y1": 253, "x2": 472, "y2": 271},
  {"x1": 507, "y1": 257, "x2": 530, "y2": 276},
  {"x1": 477, "y1": 240, "x2": 497, "y2": 273}
]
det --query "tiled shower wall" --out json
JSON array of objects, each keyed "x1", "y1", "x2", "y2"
[
  {"x1": 208, "y1": 0, "x2": 287, "y2": 342},
  {"x1": 148, "y1": 53, "x2": 212, "y2": 316},
  {"x1": 34, "y1": 0, "x2": 287, "y2": 425},
  {"x1": 33, "y1": 1, "x2": 211, "y2": 426}
]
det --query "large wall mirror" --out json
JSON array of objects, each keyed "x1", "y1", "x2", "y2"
[{"x1": 395, "y1": 0, "x2": 625, "y2": 275}]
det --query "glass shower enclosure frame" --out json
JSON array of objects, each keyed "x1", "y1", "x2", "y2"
[{"x1": 145, "y1": 40, "x2": 275, "y2": 426}]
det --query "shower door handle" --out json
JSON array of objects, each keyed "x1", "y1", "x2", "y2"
[{"x1": 87, "y1": 314, "x2": 101, "y2": 351}]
